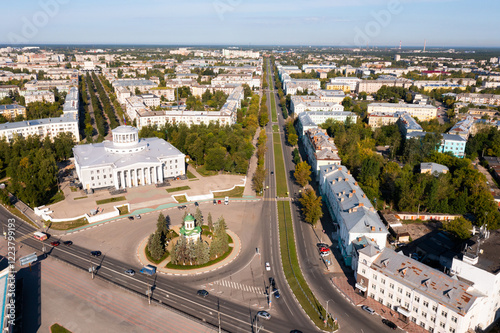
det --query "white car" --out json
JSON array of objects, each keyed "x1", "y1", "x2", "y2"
[
  {"x1": 320, "y1": 252, "x2": 329, "y2": 257},
  {"x1": 265, "y1": 262, "x2": 271, "y2": 271},
  {"x1": 224, "y1": 196, "x2": 229, "y2": 205}
]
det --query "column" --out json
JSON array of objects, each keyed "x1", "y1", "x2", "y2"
[
  {"x1": 157, "y1": 165, "x2": 163, "y2": 183},
  {"x1": 113, "y1": 172, "x2": 119, "y2": 190},
  {"x1": 146, "y1": 167, "x2": 151, "y2": 185},
  {"x1": 152, "y1": 166, "x2": 157, "y2": 184},
  {"x1": 133, "y1": 169, "x2": 138, "y2": 187},
  {"x1": 120, "y1": 171, "x2": 125, "y2": 189},
  {"x1": 127, "y1": 170, "x2": 133, "y2": 188}
]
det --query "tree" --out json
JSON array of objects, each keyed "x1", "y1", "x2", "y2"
[
  {"x1": 442, "y1": 217, "x2": 472, "y2": 240},
  {"x1": 342, "y1": 96, "x2": 353, "y2": 109},
  {"x1": 287, "y1": 132, "x2": 298, "y2": 146},
  {"x1": 147, "y1": 231, "x2": 165, "y2": 261},
  {"x1": 157, "y1": 212, "x2": 168, "y2": 236},
  {"x1": 292, "y1": 148, "x2": 301, "y2": 164},
  {"x1": 135, "y1": 87, "x2": 141, "y2": 95},
  {"x1": 195, "y1": 240, "x2": 210, "y2": 265},
  {"x1": 299, "y1": 189, "x2": 323, "y2": 226},
  {"x1": 207, "y1": 212, "x2": 213, "y2": 232},
  {"x1": 294, "y1": 161, "x2": 312, "y2": 187},
  {"x1": 194, "y1": 207, "x2": 203, "y2": 227}
]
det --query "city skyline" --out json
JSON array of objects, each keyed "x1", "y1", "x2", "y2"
[{"x1": 2, "y1": 0, "x2": 500, "y2": 47}]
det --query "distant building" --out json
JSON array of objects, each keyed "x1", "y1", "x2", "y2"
[
  {"x1": 22, "y1": 90, "x2": 55, "y2": 104},
  {"x1": 420, "y1": 162, "x2": 449, "y2": 175},
  {"x1": 456, "y1": 93, "x2": 500, "y2": 106},
  {"x1": 397, "y1": 113, "x2": 423, "y2": 137},
  {"x1": 448, "y1": 116, "x2": 475, "y2": 140},
  {"x1": 112, "y1": 79, "x2": 158, "y2": 93},
  {"x1": 222, "y1": 49, "x2": 259, "y2": 59},
  {"x1": 290, "y1": 95, "x2": 344, "y2": 115},
  {"x1": 356, "y1": 79, "x2": 412, "y2": 94},
  {"x1": 367, "y1": 103, "x2": 437, "y2": 122},
  {"x1": 73, "y1": 126, "x2": 185, "y2": 191},
  {"x1": 328, "y1": 77, "x2": 361, "y2": 93},
  {"x1": 0, "y1": 104, "x2": 26, "y2": 120},
  {"x1": 407, "y1": 132, "x2": 466, "y2": 158},
  {"x1": 302, "y1": 128, "x2": 341, "y2": 177},
  {"x1": 297, "y1": 111, "x2": 358, "y2": 136}
]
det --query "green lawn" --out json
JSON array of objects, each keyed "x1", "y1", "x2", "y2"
[
  {"x1": 96, "y1": 196, "x2": 126, "y2": 205},
  {"x1": 173, "y1": 195, "x2": 187, "y2": 203},
  {"x1": 166, "y1": 186, "x2": 190, "y2": 193},
  {"x1": 48, "y1": 190, "x2": 65, "y2": 205},
  {"x1": 186, "y1": 170, "x2": 197, "y2": 179},
  {"x1": 51, "y1": 323, "x2": 72, "y2": 333},
  {"x1": 273, "y1": 133, "x2": 289, "y2": 197},
  {"x1": 145, "y1": 246, "x2": 169, "y2": 264},
  {"x1": 213, "y1": 186, "x2": 244, "y2": 198},
  {"x1": 49, "y1": 217, "x2": 89, "y2": 231},
  {"x1": 74, "y1": 196, "x2": 87, "y2": 200},
  {"x1": 270, "y1": 91, "x2": 278, "y2": 122},
  {"x1": 195, "y1": 165, "x2": 218, "y2": 176},
  {"x1": 272, "y1": 125, "x2": 279, "y2": 132},
  {"x1": 278, "y1": 201, "x2": 337, "y2": 330},
  {"x1": 117, "y1": 205, "x2": 129, "y2": 215},
  {"x1": 166, "y1": 245, "x2": 233, "y2": 270}
]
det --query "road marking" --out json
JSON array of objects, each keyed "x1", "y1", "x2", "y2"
[{"x1": 212, "y1": 279, "x2": 264, "y2": 295}]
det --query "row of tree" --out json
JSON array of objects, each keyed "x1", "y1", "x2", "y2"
[
  {"x1": 91, "y1": 73, "x2": 120, "y2": 129},
  {"x1": 85, "y1": 73, "x2": 107, "y2": 139}
]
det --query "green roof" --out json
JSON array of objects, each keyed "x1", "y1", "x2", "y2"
[
  {"x1": 184, "y1": 214, "x2": 195, "y2": 222},
  {"x1": 179, "y1": 225, "x2": 201, "y2": 237}
]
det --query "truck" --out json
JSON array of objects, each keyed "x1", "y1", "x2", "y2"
[
  {"x1": 139, "y1": 264, "x2": 156, "y2": 276},
  {"x1": 33, "y1": 231, "x2": 48, "y2": 241}
]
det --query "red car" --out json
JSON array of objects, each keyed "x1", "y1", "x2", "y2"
[
  {"x1": 50, "y1": 241, "x2": 60, "y2": 247},
  {"x1": 218, "y1": 200, "x2": 222, "y2": 204},
  {"x1": 319, "y1": 247, "x2": 330, "y2": 253}
]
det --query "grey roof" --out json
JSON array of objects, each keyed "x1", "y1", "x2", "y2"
[
  {"x1": 0, "y1": 113, "x2": 77, "y2": 130},
  {"x1": 371, "y1": 248, "x2": 479, "y2": 315},
  {"x1": 73, "y1": 137, "x2": 184, "y2": 169},
  {"x1": 0, "y1": 104, "x2": 25, "y2": 111},
  {"x1": 398, "y1": 113, "x2": 423, "y2": 131},
  {"x1": 112, "y1": 79, "x2": 157, "y2": 87},
  {"x1": 320, "y1": 164, "x2": 388, "y2": 235},
  {"x1": 420, "y1": 162, "x2": 449, "y2": 174},
  {"x1": 63, "y1": 87, "x2": 79, "y2": 113}
]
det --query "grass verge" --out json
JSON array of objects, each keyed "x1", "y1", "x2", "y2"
[
  {"x1": 270, "y1": 91, "x2": 278, "y2": 122},
  {"x1": 117, "y1": 205, "x2": 129, "y2": 215},
  {"x1": 273, "y1": 133, "x2": 289, "y2": 197},
  {"x1": 166, "y1": 186, "x2": 190, "y2": 193},
  {"x1": 145, "y1": 245, "x2": 169, "y2": 265},
  {"x1": 49, "y1": 217, "x2": 88, "y2": 231},
  {"x1": 48, "y1": 190, "x2": 65, "y2": 205},
  {"x1": 278, "y1": 201, "x2": 337, "y2": 330},
  {"x1": 4, "y1": 206, "x2": 38, "y2": 228},
  {"x1": 196, "y1": 165, "x2": 218, "y2": 176},
  {"x1": 74, "y1": 196, "x2": 87, "y2": 200},
  {"x1": 173, "y1": 195, "x2": 187, "y2": 203},
  {"x1": 96, "y1": 196, "x2": 126, "y2": 205},
  {"x1": 51, "y1": 323, "x2": 72, "y2": 333},
  {"x1": 213, "y1": 186, "x2": 244, "y2": 198},
  {"x1": 272, "y1": 124, "x2": 279, "y2": 132},
  {"x1": 186, "y1": 170, "x2": 197, "y2": 179},
  {"x1": 166, "y1": 246, "x2": 232, "y2": 270}
]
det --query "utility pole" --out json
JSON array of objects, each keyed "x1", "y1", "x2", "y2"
[
  {"x1": 218, "y1": 297, "x2": 221, "y2": 333},
  {"x1": 325, "y1": 299, "x2": 333, "y2": 328}
]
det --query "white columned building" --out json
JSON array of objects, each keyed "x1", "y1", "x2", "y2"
[{"x1": 73, "y1": 126, "x2": 185, "y2": 191}]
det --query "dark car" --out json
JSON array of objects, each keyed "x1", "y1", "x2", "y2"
[
  {"x1": 382, "y1": 319, "x2": 397, "y2": 330},
  {"x1": 269, "y1": 277, "x2": 275, "y2": 287},
  {"x1": 290, "y1": 331, "x2": 303, "y2": 333},
  {"x1": 213, "y1": 199, "x2": 217, "y2": 205},
  {"x1": 90, "y1": 251, "x2": 102, "y2": 257},
  {"x1": 257, "y1": 311, "x2": 271, "y2": 320},
  {"x1": 197, "y1": 289, "x2": 209, "y2": 297},
  {"x1": 63, "y1": 241, "x2": 73, "y2": 246},
  {"x1": 178, "y1": 205, "x2": 187, "y2": 210},
  {"x1": 194, "y1": 202, "x2": 199, "y2": 207},
  {"x1": 50, "y1": 241, "x2": 60, "y2": 247},
  {"x1": 273, "y1": 287, "x2": 280, "y2": 299},
  {"x1": 316, "y1": 243, "x2": 329, "y2": 248},
  {"x1": 124, "y1": 269, "x2": 135, "y2": 276},
  {"x1": 270, "y1": 171, "x2": 274, "y2": 175},
  {"x1": 128, "y1": 216, "x2": 134, "y2": 220}
]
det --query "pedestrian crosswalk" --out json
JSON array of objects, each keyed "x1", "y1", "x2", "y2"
[{"x1": 209, "y1": 280, "x2": 264, "y2": 295}]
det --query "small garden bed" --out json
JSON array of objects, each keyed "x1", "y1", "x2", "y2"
[
  {"x1": 96, "y1": 196, "x2": 126, "y2": 205},
  {"x1": 166, "y1": 186, "x2": 190, "y2": 193},
  {"x1": 145, "y1": 246, "x2": 169, "y2": 264},
  {"x1": 166, "y1": 246, "x2": 232, "y2": 270}
]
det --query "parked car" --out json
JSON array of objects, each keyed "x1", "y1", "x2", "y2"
[
  {"x1": 50, "y1": 241, "x2": 60, "y2": 247},
  {"x1": 319, "y1": 247, "x2": 330, "y2": 253},
  {"x1": 63, "y1": 241, "x2": 73, "y2": 246},
  {"x1": 316, "y1": 243, "x2": 329, "y2": 248},
  {"x1": 194, "y1": 202, "x2": 199, "y2": 207},
  {"x1": 178, "y1": 205, "x2": 187, "y2": 210},
  {"x1": 361, "y1": 305, "x2": 375, "y2": 315},
  {"x1": 90, "y1": 251, "x2": 102, "y2": 257},
  {"x1": 217, "y1": 200, "x2": 222, "y2": 204},
  {"x1": 382, "y1": 319, "x2": 397, "y2": 330},
  {"x1": 269, "y1": 277, "x2": 275, "y2": 287},
  {"x1": 197, "y1": 289, "x2": 209, "y2": 297},
  {"x1": 320, "y1": 252, "x2": 329, "y2": 257},
  {"x1": 213, "y1": 199, "x2": 217, "y2": 205},
  {"x1": 128, "y1": 216, "x2": 134, "y2": 220},
  {"x1": 124, "y1": 269, "x2": 135, "y2": 276},
  {"x1": 265, "y1": 262, "x2": 271, "y2": 271},
  {"x1": 290, "y1": 330, "x2": 303, "y2": 333},
  {"x1": 257, "y1": 311, "x2": 271, "y2": 320},
  {"x1": 135, "y1": 215, "x2": 141, "y2": 219}
]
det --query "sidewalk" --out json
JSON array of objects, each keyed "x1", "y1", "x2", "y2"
[
  {"x1": 243, "y1": 127, "x2": 260, "y2": 197},
  {"x1": 136, "y1": 229, "x2": 242, "y2": 276}
]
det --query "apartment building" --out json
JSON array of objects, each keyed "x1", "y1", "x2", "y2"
[
  {"x1": 138, "y1": 94, "x2": 160, "y2": 108},
  {"x1": 0, "y1": 104, "x2": 26, "y2": 120},
  {"x1": 284, "y1": 79, "x2": 321, "y2": 95},
  {"x1": 222, "y1": 49, "x2": 259, "y2": 59},
  {"x1": 456, "y1": 93, "x2": 500, "y2": 106},
  {"x1": 112, "y1": 79, "x2": 158, "y2": 93},
  {"x1": 448, "y1": 116, "x2": 475, "y2": 140},
  {"x1": 290, "y1": 95, "x2": 344, "y2": 115},
  {"x1": 319, "y1": 164, "x2": 388, "y2": 267},
  {"x1": 0, "y1": 113, "x2": 79, "y2": 142},
  {"x1": 355, "y1": 246, "x2": 482, "y2": 333},
  {"x1": 22, "y1": 90, "x2": 55, "y2": 104},
  {"x1": 0, "y1": 85, "x2": 19, "y2": 99},
  {"x1": 116, "y1": 87, "x2": 131, "y2": 104},
  {"x1": 297, "y1": 111, "x2": 358, "y2": 136},
  {"x1": 407, "y1": 132, "x2": 467, "y2": 158},
  {"x1": 328, "y1": 77, "x2": 361, "y2": 93},
  {"x1": 148, "y1": 87, "x2": 175, "y2": 101},
  {"x1": 367, "y1": 103, "x2": 437, "y2": 121},
  {"x1": 302, "y1": 128, "x2": 341, "y2": 177},
  {"x1": 356, "y1": 79, "x2": 413, "y2": 94},
  {"x1": 397, "y1": 113, "x2": 423, "y2": 137},
  {"x1": 312, "y1": 89, "x2": 346, "y2": 103},
  {"x1": 24, "y1": 79, "x2": 77, "y2": 93}
]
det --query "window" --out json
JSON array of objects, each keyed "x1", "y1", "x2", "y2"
[
  {"x1": 431, "y1": 316, "x2": 436, "y2": 323},
  {"x1": 389, "y1": 283, "x2": 394, "y2": 289},
  {"x1": 423, "y1": 301, "x2": 429, "y2": 308},
  {"x1": 440, "y1": 322, "x2": 446, "y2": 328},
  {"x1": 441, "y1": 311, "x2": 447, "y2": 318},
  {"x1": 449, "y1": 329, "x2": 455, "y2": 333},
  {"x1": 396, "y1": 297, "x2": 401, "y2": 304},
  {"x1": 413, "y1": 307, "x2": 418, "y2": 313},
  {"x1": 411, "y1": 317, "x2": 416, "y2": 323},
  {"x1": 372, "y1": 284, "x2": 376, "y2": 290},
  {"x1": 362, "y1": 269, "x2": 366, "y2": 274},
  {"x1": 429, "y1": 328, "x2": 434, "y2": 333},
  {"x1": 370, "y1": 293, "x2": 375, "y2": 299},
  {"x1": 380, "y1": 289, "x2": 384, "y2": 294},
  {"x1": 91, "y1": 177, "x2": 94, "y2": 180},
  {"x1": 432, "y1": 305, "x2": 437, "y2": 312},
  {"x1": 422, "y1": 311, "x2": 427, "y2": 318},
  {"x1": 405, "y1": 302, "x2": 410, "y2": 309},
  {"x1": 406, "y1": 292, "x2": 411, "y2": 298},
  {"x1": 420, "y1": 322, "x2": 425, "y2": 328},
  {"x1": 398, "y1": 287, "x2": 403, "y2": 294},
  {"x1": 373, "y1": 274, "x2": 377, "y2": 280},
  {"x1": 414, "y1": 296, "x2": 420, "y2": 303},
  {"x1": 378, "y1": 298, "x2": 383, "y2": 304},
  {"x1": 451, "y1": 316, "x2": 457, "y2": 323},
  {"x1": 381, "y1": 278, "x2": 386, "y2": 284},
  {"x1": 97, "y1": 170, "x2": 100, "y2": 174},
  {"x1": 103, "y1": 175, "x2": 106, "y2": 179},
  {"x1": 389, "y1": 293, "x2": 393, "y2": 299}
]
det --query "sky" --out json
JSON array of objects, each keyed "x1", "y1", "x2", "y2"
[{"x1": 2, "y1": 0, "x2": 500, "y2": 48}]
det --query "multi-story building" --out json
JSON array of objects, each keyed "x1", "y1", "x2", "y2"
[
  {"x1": 138, "y1": 94, "x2": 160, "y2": 108},
  {"x1": 284, "y1": 79, "x2": 321, "y2": 95},
  {"x1": 302, "y1": 128, "x2": 341, "y2": 177},
  {"x1": 116, "y1": 87, "x2": 131, "y2": 104},
  {"x1": 22, "y1": 90, "x2": 55, "y2": 104},
  {"x1": 448, "y1": 116, "x2": 475, "y2": 140},
  {"x1": 356, "y1": 79, "x2": 412, "y2": 94},
  {"x1": 397, "y1": 113, "x2": 424, "y2": 137},
  {"x1": 312, "y1": 89, "x2": 345, "y2": 103},
  {"x1": 319, "y1": 164, "x2": 388, "y2": 266},
  {"x1": 24, "y1": 79, "x2": 76, "y2": 93},
  {"x1": 211, "y1": 74, "x2": 260, "y2": 89},
  {"x1": 222, "y1": 49, "x2": 259, "y2": 59},
  {"x1": 367, "y1": 103, "x2": 437, "y2": 121},
  {"x1": 328, "y1": 77, "x2": 361, "y2": 93},
  {"x1": 0, "y1": 113, "x2": 79, "y2": 142},
  {"x1": 407, "y1": 132, "x2": 467, "y2": 158},
  {"x1": 355, "y1": 245, "x2": 482, "y2": 333},
  {"x1": 456, "y1": 93, "x2": 500, "y2": 106},
  {"x1": 297, "y1": 111, "x2": 358, "y2": 136},
  {"x1": 148, "y1": 87, "x2": 175, "y2": 101},
  {"x1": 0, "y1": 85, "x2": 19, "y2": 99},
  {"x1": 0, "y1": 104, "x2": 26, "y2": 120},
  {"x1": 290, "y1": 95, "x2": 345, "y2": 115},
  {"x1": 73, "y1": 126, "x2": 185, "y2": 191},
  {"x1": 112, "y1": 79, "x2": 158, "y2": 93},
  {"x1": 367, "y1": 112, "x2": 400, "y2": 128},
  {"x1": 62, "y1": 87, "x2": 79, "y2": 116}
]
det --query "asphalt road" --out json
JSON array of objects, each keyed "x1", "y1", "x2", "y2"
[{"x1": 267, "y1": 59, "x2": 397, "y2": 333}]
